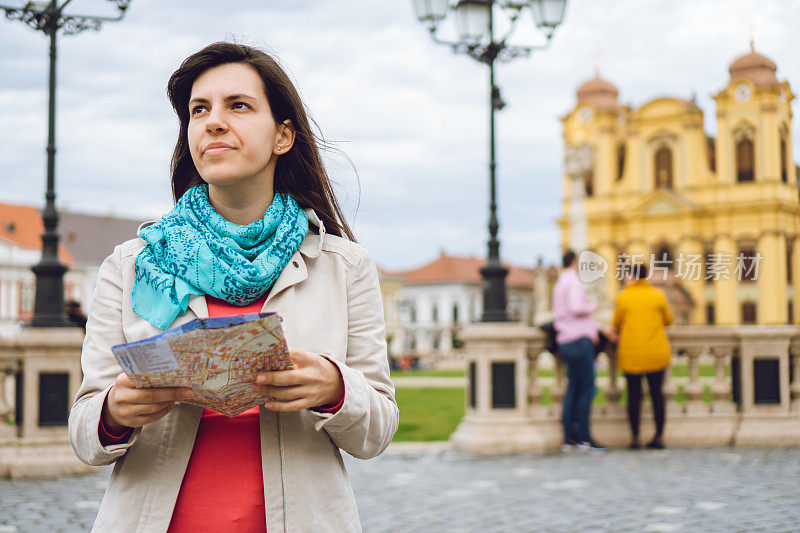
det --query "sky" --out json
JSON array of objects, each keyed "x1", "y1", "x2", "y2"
[{"x1": 1, "y1": 0, "x2": 798, "y2": 271}]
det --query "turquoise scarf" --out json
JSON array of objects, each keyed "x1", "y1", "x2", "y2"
[{"x1": 132, "y1": 184, "x2": 309, "y2": 329}]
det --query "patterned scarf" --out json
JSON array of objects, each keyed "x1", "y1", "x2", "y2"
[{"x1": 132, "y1": 184, "x2": 309, "y2": 329}]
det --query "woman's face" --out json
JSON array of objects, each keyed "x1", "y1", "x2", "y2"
[{"x1": 187, "y1": 62, "x2": 283, "y2": 190}]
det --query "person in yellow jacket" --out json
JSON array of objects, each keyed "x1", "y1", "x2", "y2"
[{"x1": 612, "y1": 263, "x2": 674, "y2": 449}]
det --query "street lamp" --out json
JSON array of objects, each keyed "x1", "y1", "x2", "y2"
[
  {"x1": 1, "y1": 0, "x2": 132, "y2": 327},
  {"x1": 412, "y1": 0, "x2": 567, "y2": 322}
]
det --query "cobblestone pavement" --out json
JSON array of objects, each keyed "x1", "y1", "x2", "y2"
[{"x1": 1, "y1": 447, "x2": 799, "y2": 532}]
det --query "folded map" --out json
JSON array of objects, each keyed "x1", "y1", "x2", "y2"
[{"x1": 111, "y1": 313, "x2": 293, "y2": 417}]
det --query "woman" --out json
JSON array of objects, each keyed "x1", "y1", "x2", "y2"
[
  {"x1": 612, "y1": 263, "x2": 673, "y2": 450},
  {"x1": 68, "y1": 42, "x2": 398, "y2": 532}
]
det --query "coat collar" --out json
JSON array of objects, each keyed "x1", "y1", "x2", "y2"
[{"x1": 298, "y1": 208, "x2": 325, "y2": 258}]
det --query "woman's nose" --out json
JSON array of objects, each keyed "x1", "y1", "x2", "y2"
[{"x1": 205, "y1": 108, "x2": 228, "y2": 133}]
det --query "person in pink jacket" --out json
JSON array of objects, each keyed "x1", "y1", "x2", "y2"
[{"x1": 552, "y1": 250, "x2": 611, "y2": 451}]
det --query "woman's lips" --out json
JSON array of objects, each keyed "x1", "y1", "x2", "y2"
[{"x1": 204, "y1": 146, "x2": 233, "y2": 155}]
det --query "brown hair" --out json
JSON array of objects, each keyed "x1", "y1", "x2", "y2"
[{"x1": 166, "y1": 42, "x2": 355, "y2": 240}]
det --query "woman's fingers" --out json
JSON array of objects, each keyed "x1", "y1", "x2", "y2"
[
  {"x1": 256, "y1": 384, "x2": 303, "y2": 402},
  {"x1": 132, "y1": 402, "x2": 175, "y2": 426},
  {"x1": 262, "y1": 398, "x2": 311, "y2": 412},
  {"x1": 106, "y1": 373, "x2": 189, "y2": 428},
  {"x1": 256, "y1": 369, "x2": 302, "y2": 387}
]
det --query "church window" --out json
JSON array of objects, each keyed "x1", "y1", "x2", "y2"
[
  {"x1": 741, "y1": 301, "x2": 757, "y2": 324},
  {"x1": 736, "y1": 138, "x2": 755, "y2": 182},
  {"x1": 705, "y1": 303, "x2": 715, "y2": 325},
  {"x1": 780, "y1": 129, "x2": 788, "y2": 183},
  {"x1": 704, "y1": 248, "x2": 714, "y2": 284},
  {"x1": 585, "y1": 168, "x2": 594, "y2": 197},
  {"x1": 654, "y1": 147, "x2": 673, "y2": 188},
  {"x1": 707, "y1": 136, "x2": 716, "y2": 172},
  {"x1": 617, "y1": 143, "x2": 626, "y2": 182},
  {"x1": 738, "y1": 246, "x2": 758, "y2": 282},
  {"x1": 653, "y1": 244, "x2": 673, "y2": 276}
]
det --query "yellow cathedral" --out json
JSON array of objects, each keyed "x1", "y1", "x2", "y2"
[{"x1": 559, "y1": 45, "x2": 800, "y2": 326}]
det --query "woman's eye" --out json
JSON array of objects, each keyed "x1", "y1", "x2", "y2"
[
  {"x1": 232, "y1": 102, "x2": 250, "y2": 110},
  {"x1": 190, "y1": 105, "x2": 207, "y2": 115}
]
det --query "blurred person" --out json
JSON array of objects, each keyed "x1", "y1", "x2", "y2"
[
  {"x1": 68, "y1": 42, "x2": 398, "y2": 532},
  {"x1": 65, "y1": 299, "x2": 87, "y2": 331},
  {"x1": 551, "y1": 249, "x2": 611, "y2": 452},
  {"x1": 612, "y1": 263, "x2": 674, "y2": 449}
]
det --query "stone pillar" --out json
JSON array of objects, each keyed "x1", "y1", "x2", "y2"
[
  {"x1": 451, "y1": 324, "x2": 557, "y2": 453},
  {"x1": 532, "y1": 261, "x2": 549, "y2": 325},
  {"x1": 793, "y1": 237, "x2": 800, "y2": 324},
  {"x1": 0, "y1": 327, "x2": 94, "y2": 478},
  {"x1": 564, "y1": 144, "x2": 593, "y2": 255},
  {"x1": 790, "y1": 345, "x2": 800, "y2": 413},
  {"x1": 527, "y1": 348, "x2": 548, "y2": 418},
  {"x1": 713, "y1": 234, "x2": 738, "y2": 325},
  {"x1": 710, "y1": 346, "x2": 736, "y2": 414},
  {"x1": 595, "y1": 242, "x2": 618, "y2": 324},
  {"x1": 683, "y1": 348, "x2": 707, "y2": 415},
  {"x1": 0, "y1": 363, "x2": 15, "y2": 440},
  {"x1": 677, "y1": 238, "x2": 705, "y2": 325},
  {"x1": 757, "y1": 232, "x2": 787, "y2": 324},
  {"x1": 734, "y1": 326, "x2": 800, "y2": 447}
]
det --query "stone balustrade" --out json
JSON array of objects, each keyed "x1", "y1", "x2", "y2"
[
  {"x1": 0, "y1": 328, "x2": 92, "y2": 478},
  {"x1": 452, "y1": 323, "x2": 800, "y2": 453}
]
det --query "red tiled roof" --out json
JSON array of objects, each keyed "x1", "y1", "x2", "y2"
[
  {"x1": 399, "y1": 252, "x2": 533, "y2": 288},
  {"x1": 0, "y1": 202, "x2": 73, "y2": 264}
]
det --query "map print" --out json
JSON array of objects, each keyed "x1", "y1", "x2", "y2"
[{"x1": 111, "y1": 313, "x2": 292, "y2": 417}]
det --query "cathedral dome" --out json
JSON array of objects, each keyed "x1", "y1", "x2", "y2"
[
  {"x1": 728, "y1": 47, "x2": 779, "y2": 87},
  {"x1": 576, "y1": 76, "x2": 620, "y2": 111}
]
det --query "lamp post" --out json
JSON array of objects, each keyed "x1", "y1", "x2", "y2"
[
  {"x1": 1, "y1": 0, "x2": 132, "y2": 327},
  {"x1": 412, "y1": 0, "x2": 567, "y2": 322}
]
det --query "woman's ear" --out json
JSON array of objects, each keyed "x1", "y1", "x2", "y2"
[{"x1": 274, "y1": 119, "x2": 296, "y2": 155}]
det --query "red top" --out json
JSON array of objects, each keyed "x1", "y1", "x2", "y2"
[{"x1": 100, "y1": 295, "x2": 344, "y2": 532}]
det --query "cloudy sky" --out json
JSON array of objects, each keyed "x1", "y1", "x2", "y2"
[{"x1": 1, "y1": 0, "x2": 797, "y2": 270}]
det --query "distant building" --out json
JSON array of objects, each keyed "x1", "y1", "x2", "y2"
[
  {"x1": 0, "y1": 202, "x2": 143, "y2": 333},
  {"x1": 381, "y1": 252, "x2": 535, "y2": 360},
  {"x1": 559, "y1": 45, "x2": 799, "y2": 325}
]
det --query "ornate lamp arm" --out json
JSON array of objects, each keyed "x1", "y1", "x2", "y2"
[
  {"x1": 425, "y1": 6, "x2": 552, "y2": 65},
  {"x1": 1, "y1": 0, "x2": 130, "y2": 34}
]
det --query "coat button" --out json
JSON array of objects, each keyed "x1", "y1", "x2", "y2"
[{"x1": 292, "y1": 261, "x2": 299, "y2": 268}]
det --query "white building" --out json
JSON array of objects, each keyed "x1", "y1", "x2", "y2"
[{"x1": 386, "y1": 252, "x2": 535, "y2": 360}]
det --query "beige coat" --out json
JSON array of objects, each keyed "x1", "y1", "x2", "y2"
[{"x1": 68, "y1": 210, "x2": 399, "y2": 533}]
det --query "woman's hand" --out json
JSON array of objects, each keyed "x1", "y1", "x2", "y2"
[
  {"x1": 255, "y1": 349, "x2": 344, "y2": 412},
  {"x1": 601, "y1": 325, "x2": 619, "y2": 343},
  {"x1": 102, "y1": 373, "x2": 189, "y2": 432}
]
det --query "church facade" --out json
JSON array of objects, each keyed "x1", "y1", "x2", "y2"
[{"x1": 559, "y1": 45, "x2": 799, "y2": 325}]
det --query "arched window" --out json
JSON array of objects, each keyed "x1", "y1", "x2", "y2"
[
  {"x1": 617, "y1": 143, "x2": 626, "y2": 182},
  {"x1": 705, "y1": 303, "x2": 715, "y2": 325},
  {"x1": 736, "y1": 138, "x2": 754, "y2": 182},
  {"x1": 654, "y1": 147, "x2": 673, "y2": 188},
  {"x1": 585, "y1": 169, "x2": 594, "y2": 197},
  {"x1": 780, "y1": 130, "x2": 788, "y2": 183},
  {"x1": 741, "y1": 301, "x2": 757, "y2": 324},
  {"x1": 652, "y1": 244, "x2": 673, "y2": 279},
  {"x1": 707, "y1": 136, "x2": 716, "y2": 172},
  {"x1": 655, "y1": 244, "x2": 673, "y2": 265}
]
